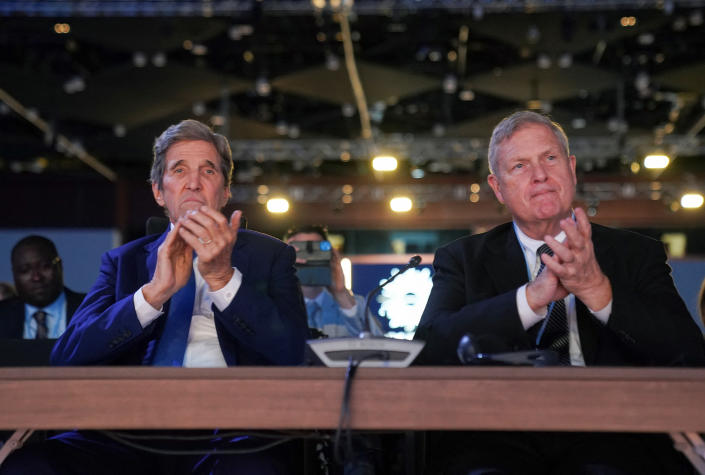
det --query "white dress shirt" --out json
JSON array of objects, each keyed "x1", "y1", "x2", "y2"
[
  {"x1": 133, "y1": 257, "x2": 242, "y2": 368},
  {"x1": 513, "y1": 222, "x2": 612, "y2": 366}
]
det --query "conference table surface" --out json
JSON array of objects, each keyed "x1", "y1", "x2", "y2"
[{"x1": 1, "y1": 366, "x2": 705, "y2": 432}]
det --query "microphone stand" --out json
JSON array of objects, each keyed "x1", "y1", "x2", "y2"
[{"x1": 306, "y1": 255, "x2": 426, "y2": 368}]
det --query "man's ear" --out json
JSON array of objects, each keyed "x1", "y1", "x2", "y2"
[
  {"x1": 220, "y1": 185, "x2": 232, "y2": 209},
  {"x1": 487, "y1": 174, "x2": 505, "y2": 204},
  {"x1": 152, "y1": 182, "x2": 165, "y2": 207}
]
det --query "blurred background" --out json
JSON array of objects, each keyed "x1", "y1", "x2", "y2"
[{"x1": 2, "y1": 0, "x2": 705, "y2": 335}]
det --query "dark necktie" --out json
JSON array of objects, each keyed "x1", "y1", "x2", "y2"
[
  {"x1": 33, "y1": 310, "x2": 49, "y2": 339},
  {"x1": 535, "y1": 244, "x2": 570, "y2": 365},
  {"x1": 152, "y1": 270, "x2": 196, "y2": 366}
]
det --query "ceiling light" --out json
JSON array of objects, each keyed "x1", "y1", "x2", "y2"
[
  {"x1": 152, "y1": 52, "x2": 167, "y2": 67},
  {"x1": 390, "y1": 196, "x2": 413, "y2": 213},
  {"x1": 255, "y1": 77, "x2": 271, "y2": 97},
  {"x1": 113, "y1": 124, "x2": 126, "y2": 137},
  {"x1": 537, "y1": 54, "x2": 551, "y2": 69},
  {"x1": 410, "y1": 167, "x2": 425, "y2": 179},
  {"x1": 63, "y1": 76, "x2": 85, "y2": 94},
  {"x1": 191, "y1": 44, "x2": 208, "y2": 56},
  {"x1": 266, "y1": 197, "x2": 289, "y2": 213},
  {"x1": 643, "y1": 154, "x2": 670, "y2": 169},
  {"x1": 53, "y1": 23, "x2": 70, "y2": 34},
  {"x1": 372, "y1": 155, "x2": 398, "y2": 172},
  {"x1": 459, "y1": 89, "x2": 475, "y2": 101},
  {"x1": 442, "y1": 74, "x2": 458, "y2": 94},
  {"x1": 680, "y1": 193, "x2": 704, "y2": 209},
  {"x1": 558, "y1": 53, "x2": 572, "y2": 69},
  {"x1": 133, "y1": 52, "x2": 147, "y2": 68}
]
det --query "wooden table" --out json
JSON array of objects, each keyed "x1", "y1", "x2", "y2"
[{"x1": 2, "y1": 366, "x2": 705, "y2": 469}]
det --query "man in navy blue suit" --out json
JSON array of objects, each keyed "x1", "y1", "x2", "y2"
[{"x1": 1, "y1": 119, "x2": 308, "y2": 475}]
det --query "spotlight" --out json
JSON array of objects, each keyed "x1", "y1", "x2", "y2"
[
  {"x1": 390, "y1": 196, "x2": 413, "y2": 213},
  {"x1": 266, "y1": 198, "x2": 290, "y2": 213},
  {"x1": 680, "y1": 193, "x2": 704, "y2": 209},
  {"x1": 372, "y1": 155, "x2": 398, "y2": 172},
  {"x1": 643, "y1": 154, "x2": 670, "y2": 169}
]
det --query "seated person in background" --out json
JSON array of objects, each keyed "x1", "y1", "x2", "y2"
[
  {"x1": 0, "y1": 236, "x2": 85, "y2": 339},
  {"x1": 0, "y1": 119, "x2": 308, "y2": 475},
  {"x1": 285, "y1": 225, "x2": 382, "y2": 338},
  {"x1": 415, "y1": 111, "x2": 705, "y2": 475},
  {"x1": 0, "y1": 282, "x2": 15, "y2": 301}
]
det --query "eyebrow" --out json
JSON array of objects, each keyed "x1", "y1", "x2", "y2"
[{"x1": 167, "y1": 159, "x2": 218, "y2": 170}]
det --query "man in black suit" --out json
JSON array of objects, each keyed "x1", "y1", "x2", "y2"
[
  {"x1": 0, "y1": 235, "x2": 85, "y2": 339},
  {"x1": 415, "y1": 111, "x2": 705, "y2": 474}
]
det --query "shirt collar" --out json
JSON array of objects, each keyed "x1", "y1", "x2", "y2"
[
  {"x1": 513, "y1": 221, "x2": 567, "y2": 255},
  {"x1": 25, "y1": 290, "x2": 66, "y2": 317}
]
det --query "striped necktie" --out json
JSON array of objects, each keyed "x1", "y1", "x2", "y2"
[
  {"x1": 32, "y1": 310, "x2": 49, "y2": 339},
  {"x1": 535, "y1": 244, "x2": 570, "y2": 365}
]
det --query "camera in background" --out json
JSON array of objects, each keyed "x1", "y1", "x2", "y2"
[{"x1": 290, "y1": 240, "x2": 332, "y2": 286}]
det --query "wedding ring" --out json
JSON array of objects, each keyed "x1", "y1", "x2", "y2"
[{"x1": 198, "y1": 237, "x2": 213, "y2": 245}]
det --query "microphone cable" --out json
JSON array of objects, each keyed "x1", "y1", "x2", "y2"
[{"x1": 333, "y1": 352, "x2": 385, "y2": 465}]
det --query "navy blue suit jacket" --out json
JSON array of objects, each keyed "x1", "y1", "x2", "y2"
[
  {"x1": 0, "y1": 288, "x2": 85, "y2": 339},
  {"x1": 415, "y1": 222, "x2": 705, "y2": 366},
  {"x1": 51, "y1": 229, "x2": 308, "y2": 366}
]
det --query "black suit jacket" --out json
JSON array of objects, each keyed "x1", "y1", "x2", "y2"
[
  {"x1": 0, "y1": 288, "x2": 86, "y2": 339},
  {"x1": 415, "y1": 222, "x2": 705, "y2": 366}
]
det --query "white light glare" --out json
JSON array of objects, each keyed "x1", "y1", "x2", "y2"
[
  {"x1": 643, "y1": 154, "x2": 670, "y2": 169},
  {"x1": 390, "y1": 196, "x2": 413, "y2": 213},
  {"x1": 680, "y1": 193, "x2": 704, "y2": 209},
  {"x1": 266, "y1": 198, "x2": 290, "y2": 213},
  {"x1": 372, "y1": 155, "x2": 398, "y2": 171},
  {"x1": 340, "y1": 257, "x2": 352, "y2": 290}
]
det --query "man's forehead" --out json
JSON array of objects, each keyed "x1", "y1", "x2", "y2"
[
  {"x1": 12, "y1": 245, "x2": 55, "y2": 264},
  {"x1": 500, "y1": 125, "x2": 561, "y2": 156},
  {"x1": 165, "y1": 140, "x2": 218, "y2": 161}
]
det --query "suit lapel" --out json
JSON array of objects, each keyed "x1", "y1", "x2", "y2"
[
  {"x1": 143, "y1": 230, "x2": 169, "y2": 285},
  {"x1": 485, "y1": 224, "x2": 530, "y2": 294}
]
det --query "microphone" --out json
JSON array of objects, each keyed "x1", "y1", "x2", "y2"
[
  {"x1": 360, "y1": 255, "x2": 421, "y2": 337},
  {"x1": 306, "y1": 255, "x2": 426, "y2": 368},
  {"x1": 457, "y1": 333, "x2": 558, "y2": 367}
]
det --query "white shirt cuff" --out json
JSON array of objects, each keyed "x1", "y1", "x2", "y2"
[
  {"x1": 208, "y1": 267, "x2": 242, "y2": 311},
  {"x1": 516, "y1": 284, "x2": 547, "y2": 330},
  {"x1": 589, "y1": 299, "x2": 612, "y2": 324},
  {"x1": 134, "y1": 286, "x2": 163, "y2": 328},
  {"x1": 339, "y1": 302, "x2": 358, "y2": 318}
]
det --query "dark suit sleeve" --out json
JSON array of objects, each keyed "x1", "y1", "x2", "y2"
[
  {"x1": 51, "y1": 251, "x2": 149, "y2": 365},
  {"x1": 598, "y1": 234, "x2": 705, "y2": 366},
  {"x1": 414, "y1": 243, "x2": 530, "y2": 365},
  {"x1": 213, "y1": 241, "x2": 308, "y2": 366}
]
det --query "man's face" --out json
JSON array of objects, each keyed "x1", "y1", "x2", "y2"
[
  {"x1": 487, "y1": 123, "x2": 577, "y2": 234},
  {"x1": 152, "y1": 140, "x2": 231, "y2": 222},
  {"x1": 12, "y1": 245, "x2": 64, "y2": 307}
]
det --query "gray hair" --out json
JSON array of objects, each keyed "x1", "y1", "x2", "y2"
[
  {"x1": 150, "y1": 119, "x2": 233, "y2": 189},
  {"x1": 488, "y1": 111, "x2": 570, "y2": 175}
]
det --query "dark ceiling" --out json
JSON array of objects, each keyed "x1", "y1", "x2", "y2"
[{"x1": 2, "y1": 0, "x2": 705, "y2": 221}]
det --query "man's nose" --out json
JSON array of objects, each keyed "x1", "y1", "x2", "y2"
[
  {"x1": 531, "y1": 162, "x2": 548, "y2": 181},
  {"x1": 185, "y1": 170, "x2": 202, "y2": 189}
]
